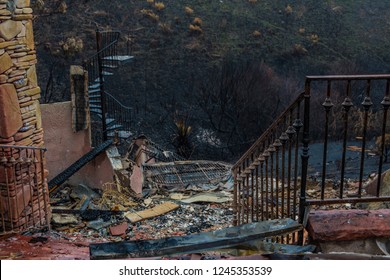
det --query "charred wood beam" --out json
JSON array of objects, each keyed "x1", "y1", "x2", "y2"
[{"x1": 89, "y1": 218, "x2": 302, "y2": 259}]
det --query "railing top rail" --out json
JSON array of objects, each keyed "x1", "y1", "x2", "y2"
[
  {"x1": 0, "y1": 144, "x2": 47, "y2": 151},
  {"x1": 306, "y1": 74, "x2": 390, "y2": 81},
  {"x1": 232, "y1": 91, "x2": 305, "y2": 170},
  {"x1": 105, "y1": 91, "x2": 133, "y2": 110},
  {"x1": 83, "y1": 40, "x2": 119, "y2": 65}
]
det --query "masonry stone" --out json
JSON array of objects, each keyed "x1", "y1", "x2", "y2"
[
  {"x1": 15, "y1": 0, "x2": 30, "y2": 8},
  {"x1": 0, "y1": 20, "x2": 23, "y2": 40},
  {"x1": 0, "y1": 52, "x2": 13, "y2": 74},
  {"x1": 0, "y1": 84, "x2": 23, "y2": 138},
  {"x1": 26, "y1": 64, "x2": 37, "y2": 87}
]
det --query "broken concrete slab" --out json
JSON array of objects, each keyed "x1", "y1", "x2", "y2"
[
  {"x1": 180, "y1": 192, "x2": 233, "y2": 204},
  {"x1": 52, "y1": 214, "x2": 78, "y2": 225},
  {"x1": 170, "y1": 193, "x2": 190, "y2": 200},
  {"x1": 89, "y1": 218, "x2": 302, "y2": 259},
  {"x1": 106, "y1": 146, "x2": 123, "y2": 171},
  {"x1": 124, "y1": 201, "x2": 179, "y2": 223}
]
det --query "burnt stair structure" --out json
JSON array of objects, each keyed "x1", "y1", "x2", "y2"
[{"x1": 83, "y1": 31, "x2": 134, "y2": 146}]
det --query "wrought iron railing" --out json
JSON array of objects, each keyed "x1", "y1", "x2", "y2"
[
  {"x1": 105, "y1": 91, "x2": 132, "y2": 134},
  {"x1": 83, "y1": 31, "x2": 121, "y2": 84},
  {"x1": 83, "y1": 30, "x2": 132, "y2": 145},
  {"x1": 232, "y1": 92, "x2": 304, "y2": 244},
  {"x1": 232, "y1": 74, "x2": 390, "y2": 244},
  {"x1": 0, "y1": 145, "x2": 50, "y2": 234}
]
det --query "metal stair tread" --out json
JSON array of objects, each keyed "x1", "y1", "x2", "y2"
[
  {"x1": 102, "y1": 55, "x2": 134, "y2": 62},
  {"x1": 90, "y1": 108, "x2": 102, "y2": 114},
  {"x1": 102, "y1": 64, "x2": 119, "y2": 69},
  {"x1": 88, "y1": 83, "x2": 100, "y2": 90},
  {"x1": 89, "y1": 94, "x2": 101, "y2": 99},
  {"x1": 106, "y1": 124, "x2": 123, "y2": 130},
  {"x1": 88, "y1": 88, "x2": 101, "y2": 94}
]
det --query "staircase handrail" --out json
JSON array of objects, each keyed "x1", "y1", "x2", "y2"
[{"x1": 232, "y1": 91, "x2": 305, "y2": 170}]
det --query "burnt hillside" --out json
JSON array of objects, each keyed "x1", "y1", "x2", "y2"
[{"x1": 32, "y1": 0, "x2": 390, "y2": 160}]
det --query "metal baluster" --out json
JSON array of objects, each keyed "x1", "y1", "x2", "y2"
[
  {"x1": 274, "y1": 139, "x2": 282, "y2": 219},
  {"x1": 358, "y1": 80, "x2": 373, "y2": 197},
  {"x1": 259, "y1": 154, "x2": 265, "y2": 221},
  {"x1": 340, "y1": 80, "x2": 353, "y2": 199},
  {"x1": 263, "y1": 149, "x2": 270, "y2": 219},
  {"x1": 269, "y1": 144, "x2": 276, "y2": 219},
  {"x1": 280, "y1": 132, "x2": 289, "y2": 218},
  {"x1": 321, "y1": 81, "x2": 334, "y2": 200},
  {"x1": 377, "y1": 80, "x2": 390, "y2": 196}
]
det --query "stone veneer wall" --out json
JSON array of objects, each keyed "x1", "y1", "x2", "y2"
[{"x1": 0, "y1": 0, "x2": 50, "y2": 230}]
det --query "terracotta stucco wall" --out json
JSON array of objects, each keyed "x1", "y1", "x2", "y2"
[{"x1": 41, "y1": 101, "x2": 115, "y2": 189}]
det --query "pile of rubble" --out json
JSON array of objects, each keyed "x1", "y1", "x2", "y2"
[{"x1": 49, "y1": 179, "x2": 234, "y2": 242}]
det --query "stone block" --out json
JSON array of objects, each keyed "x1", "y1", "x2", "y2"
[
  {"x1": 0, "y1": 20, "x2": 23, "y2": 40},
  {"x1": 18, "y1": 54, "x2": 35, "y2": 62},
  {"x1": 34, "y1": 100, "x2": 42, "y2": 129},
  {"x1": 0, "y1": 184, "x2": 32, "y2": 220},
  {"x1": 19, "y1": 86, "x2": 40, "y2": 97},
  {"x1": 0, "y1": 52, "x2": 13, "y2": 74},
  {"x1": 0, "y1": 74, "x2": 7, "y2": 83},
  {"x1": 26, "y1": 65, "x2": 37, "y2": 87},
  {"x1": 15, "y1": 0, "x2": 31, "y2": 9},
  {"x1": 0, "y1": 84, "x2": 23, "y2": 138},
  {"x1": 14, "y1": 127, "x2": 34, "y2": 141},
  {"x1": 24, "y1": 21, "x2": 34, "y2": 50},
  {"x1": 12, "y1": 14, "x2": 33, "y2": 20},
  {"x1": 365, "y1": 169, "x2": 390, "y2": 196},
  {"x1": 307, "y1": 209, "x2": 390, "y2": 242}
]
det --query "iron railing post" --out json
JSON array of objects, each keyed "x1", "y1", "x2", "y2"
[
  {"x1": 96, "y1": 30, "x2": 108, "y2": 142},
  {"x1": 298, "y1": 79, "x2": 311, "y2": 245}
]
